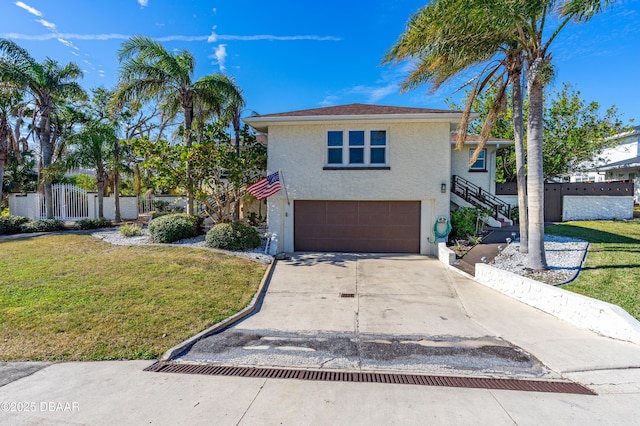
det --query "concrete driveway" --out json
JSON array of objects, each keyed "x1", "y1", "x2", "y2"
[
  {"x1": 3, "y1": 253, "x2": 640, "y2": 425},
  {"x1": 181, "y1": 254, "x2": 551, "y2": 377}
]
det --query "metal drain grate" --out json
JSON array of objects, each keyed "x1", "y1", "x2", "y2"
[
  {"x1": 144, "y1": 362, "x2": 595, "y2": 395},
  {"x1": 339, "y1": 293, "x2": 355, "y2": 298}
]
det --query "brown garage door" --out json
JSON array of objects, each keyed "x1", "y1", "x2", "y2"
[{"x1": 294, "y1": 201, "x2": 420, "y2": 253}]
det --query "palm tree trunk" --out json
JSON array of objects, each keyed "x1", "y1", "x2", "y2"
[
  {"x1": 526, "y1": 73, "x2": 548, "y2": 270},
  {"x1": 512, "y1": 71, "x2": 528, "y2": 254},
  {"x1": 0, "y1": 153, "x2": 5, "y2": 205},
  {"x1": 113, "y1": 139, "x2": 121, "y2": 222},
  {"x1": 114, "y1": 170, "x2": 121, "y2": 222},
  {"x1": 97, "y1": 170, "x2": 105, "y2": 219},
  {"x1": 233, "y1": 121, "x2": 241, "y2": 221},
  {"x1": 184, "y1": 105, "x2": 194, "y2": 215},
  {"x1": 38, "y1": 104, "x2": 55, "y2": 219}
]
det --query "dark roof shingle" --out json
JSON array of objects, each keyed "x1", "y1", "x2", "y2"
[{"x1": 254, "y1": 103, "x2": 461, "y2": 118}]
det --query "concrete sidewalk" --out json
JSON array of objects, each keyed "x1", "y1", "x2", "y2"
[
  {"x1": 1, "y1": 254, "x2": 639, "y2": 424},
  {"x1": 0, "y1": 359, "x2": 638, "y2": 425}
]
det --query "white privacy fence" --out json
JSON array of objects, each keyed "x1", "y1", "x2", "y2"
[
  {"x1": 10, "y1": 185, "x2": 138, "y2": 221},
  {"x1": 35, "y1": 184, "x2": 89, "y2": 220},
  {"x1": 11, "y1": 187, "x2": 206, "y2": 221}
]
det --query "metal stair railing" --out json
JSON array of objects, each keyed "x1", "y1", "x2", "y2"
[{"x1": 451, "y1": 175, "x2": 512, "y2": 220}]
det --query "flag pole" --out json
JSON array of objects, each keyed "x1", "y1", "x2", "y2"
[{"x1": 279, "y1": 169, "x2": 291, "y2": 205}]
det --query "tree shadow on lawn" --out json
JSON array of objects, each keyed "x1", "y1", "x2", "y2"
[
  {"x1": 546, "y1": 224, "x2": 640, "y2": 244},
  {"x1": 581, "y1": 263, "x2": 640, "y2": 271}
]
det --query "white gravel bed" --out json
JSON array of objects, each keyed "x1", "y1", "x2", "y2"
[
  {"x1": 90, "y1": 229, "x2": 273, "y2": 264},
  {"x1": 490, "y1": 235, "x2": 589, "y2": 285}
]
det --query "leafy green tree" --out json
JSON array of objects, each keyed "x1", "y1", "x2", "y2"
[
  {"x1": 2, "y1": 150, "x2": 38, "y2": 210},
  {"x1": 543, "y1": 83, "x2": 626, "y2": 179},
  {"x1": 0, "y1": 39, "x2": 86, "y2": 218},
  {"x1": 454, "y1": 82, "x2": 628, "y2": 180},
  {"x1": 113, "y1": 36, "x2": 243, "y2": 215},
  {"x1": 129, "y1": 123, "x2": 266, "y2": 223}
]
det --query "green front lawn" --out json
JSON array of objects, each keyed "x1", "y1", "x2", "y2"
[
  {"x1": 546, "y1": 220, "x2": 640, "y2": 320},
  {"x1": 0, "y1": 234, "x2": 266, "y2": 361}
]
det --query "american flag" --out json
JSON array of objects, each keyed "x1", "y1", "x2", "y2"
[{"x1": 246, "y1": 171, "x2": 282, "y2": 200}]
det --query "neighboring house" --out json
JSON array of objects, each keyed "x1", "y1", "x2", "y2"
[
  {"x1": 569, "y1": 125, "x2": 639, "y2": 202},
  {"x1": 244, "y1": 103, "x2": 511, "y2": 255}
]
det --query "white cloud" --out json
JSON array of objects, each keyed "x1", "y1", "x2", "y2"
[
  {"x1": 15, "y1": 1, "x2": 42, "y2": 17},
  {"x1": 36, "y1": 19, "x2": 57, "y2": 31},
  {"x1": 212, "y1": 8, "x2": 217, "y2": 13},
  {"x1": 318, "y1": 96, "x2": 339, "y2": 107},
  {"x1": 207, "y1": 26, "x2": 218, "y2": 43},
  {"x1": 210, "y1": 44, "x2": 227, "y2": 72},
  {"x1": 2, "y1": 32, "x2": 341, "y2": 43},
  {"x1": 349, "y1": 84, "x2": 399, "y2": 103},
  {"x1": 57, "y1": 38, "x2": 73, "y2": 47},
  {"x1": 138, "y1": 0, "x2": 149, "y2": 7}
]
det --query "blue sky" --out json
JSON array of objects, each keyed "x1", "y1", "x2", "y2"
[{"x1": 1, "y1": 0, "x2": 638, "y2": 123}]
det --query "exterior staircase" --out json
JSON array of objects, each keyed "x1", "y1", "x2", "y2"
[{"x1": 451, "y1": 175, "x2": 514, "y2": 227}]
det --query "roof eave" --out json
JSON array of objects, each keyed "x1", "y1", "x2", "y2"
[{"x1": 243, "y1": 112, "x2": 479, "y2": 133}]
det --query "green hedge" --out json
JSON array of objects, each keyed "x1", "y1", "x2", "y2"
[
  {"x1": 73, "y1": 218, "x2": 113, "y2": 230},
  {"x1": 205, "y1": 222, "x2": 261, "y2": 251},
  {"x1": 19, "y1": 219, "x2": 65, "y2": 233},
  {"x1": 0, "y1": 216, "x2": 30, "y2": 234},
  {"x1": 148, "y1": 213, "x2": 200, "y2": 243}
]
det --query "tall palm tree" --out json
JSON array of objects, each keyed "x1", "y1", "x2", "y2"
[
  {"x1": 385, "y1": 0, "x2": 611, "y2": 269},
  {"x1": 66, "y1": 121, "x2": 118, "y2": 218},
  {"x1": 507, "y1": 0, "x2": 612, "y2": 270},
  {"x1": 0, "y1": 39, "x2": 85, "y2": 218},
  {"x1": 113, "y1": 36, "x2": 243, "y2": 215},
  {"x1": 383, "y1": 0, "x2": 530, "y2": 253}
]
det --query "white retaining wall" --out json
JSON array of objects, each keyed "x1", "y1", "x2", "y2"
[
  {"x1": 563, "y1": 196, "x2": 634, "y2": 221},
  {"x1": 438, "y1": 241, "x2": 456, "y2": 265},
  {"x1": 475, "y1": 263, "x2": 640, "y2": 345}
]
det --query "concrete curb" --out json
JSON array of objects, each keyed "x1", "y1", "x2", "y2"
[
  {"x1": 475, "y1": 263, "x2": 640, "y2": 345},
  {"x1": 159, "y1": 259, "x2": 278, "y2": 361}
]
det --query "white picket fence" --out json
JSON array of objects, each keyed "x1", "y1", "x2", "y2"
[{"x1": 36, "y1": 184, "x2": 89, "y2": 220}]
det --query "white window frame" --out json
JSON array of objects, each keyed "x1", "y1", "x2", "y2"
[{"x1": 325, "y1": 128, "x2": 389, "y2": 168}]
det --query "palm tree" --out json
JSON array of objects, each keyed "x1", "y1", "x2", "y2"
[
  {"x1": 0, "y1": 39, "x2": 85, "y2": 218},
  {"x1": 383, "y1": 0, "x2": 530, "y2": 253},
  {"x1": 506, "y1": 0, "x2": 612, "y2": 270},
  {"x1": 113, "y1": 36, "x2": 243, "y2": 215},
  {"x1": 0, "y1": 84, "x2": 22, "y2": 203},
  {"x1": 385, "y1": 0, "x2": 612, "y2": 269},
  {"x1": 66, "y1": 121, "x2": 118, "y2": 218}
]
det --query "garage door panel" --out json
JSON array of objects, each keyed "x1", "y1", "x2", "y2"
[
  {"x1": 326, "y1": 213, "x2": 358, "y2": 225},
  {"x1": 294, "y1": 200, "x2": 420, "y2": 253}
]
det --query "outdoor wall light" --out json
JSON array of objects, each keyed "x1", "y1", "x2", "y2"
[{"x1": 441, "y1": 183, "x2": 447, "y2": 193}]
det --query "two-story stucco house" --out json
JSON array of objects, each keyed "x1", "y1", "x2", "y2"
[
  {"x1": 244, "y1": 103, "x2": 511, "y2": 255},
  {"x1": 569, "y1": 126, "x2": 640, "y2": 203}
]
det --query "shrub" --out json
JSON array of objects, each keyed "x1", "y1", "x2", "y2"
[
  {"x1": 205, "y1": 222, "x2": 261, "y2": 251},
  {"x1": 450, "y1": 207, "x2": 482, "y2": 239},
  {"x1": 119, "y1": 224, "x2": 143, "y2": 237},
  {"x1": 0, "y1": 215, "x2": 30, "y2": 234},
  {"x1": 148, "y1": 213, "x2": 199, "y2": 243},
  {"x1": 19, "y1": 219, "x2": 65, "y2": 233},
  {"x1": 73, "y1": 218, "x2": 112, "y2": 230}
]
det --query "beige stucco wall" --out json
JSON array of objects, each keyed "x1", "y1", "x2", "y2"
[
  {"x1": 266, "y1": 120, "x2": 452, "y2": 255},
  {"x1": 450, "y1": 144, "x2": 498, "y2": 195}
]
